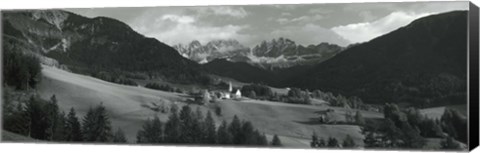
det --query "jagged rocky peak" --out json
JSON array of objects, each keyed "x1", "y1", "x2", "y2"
[
  {"x1": 173, "y1": 39, "x2": 250, "y2": 64},
  {"x1": 252, "y1": 37, "x2": 298, "y2": 57},
  {"x1": 30, "y1": 10, "x2": 69, "y2": 30},
  {"x1": 188, "y1": 40, "x2": 202, "y2": 49},
  {"x1": 248, "y1": 37, "x2": 344, "y2": 69},
  {"x1": 206, "y1": 39, "x2": 244, "y2": 47}
]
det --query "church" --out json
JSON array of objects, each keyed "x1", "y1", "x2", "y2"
[{"x1": 211, "y1": 81, "x2": 242, "y2": 100}]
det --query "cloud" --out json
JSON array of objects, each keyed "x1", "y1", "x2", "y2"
[
  {"x1": 308, "y1": 8, "x2": 333, "y2": 14},
  {"x1": 161, "y1": 14, "x2": 195, "y2": 24},
  {"x1": 194, "y1": 6, "x2": 248, "y2": 18},
  {"x1": 125, "y1": 7, "x2": 253, "y2": 46},
  {"x1": 281, "y1": 12, "x2": 291, "y2": 16},
  {"x1": 331, "y1": 11, "x2": 432, "y2": 43},
  {"x1": 272, "y1": 24, "x2": 350, "y2": 46},
  {"x1": 132, "y1": 13, "x2": 251, "y2": 46},
  {"x1": 275, "y1": 14, "x2": 324, "y2": 24},
  {"x1": 276, "y1": 18, "x2": 289, "y2": 24}
]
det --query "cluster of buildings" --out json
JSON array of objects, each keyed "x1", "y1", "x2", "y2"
[
  {"x1": 195, "y1": 82, "x2": 242, "y2": 104},
  {"x1": 214, "y1": 82, "x2": 241, "y2": 99}
]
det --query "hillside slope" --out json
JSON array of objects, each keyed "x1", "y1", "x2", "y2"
[
  {"x1": 2, "y1": 10, "x2": 207, "y2": 84},
  {"x1": 285, "y1": 11, "x2": 468, "y2": 106}
]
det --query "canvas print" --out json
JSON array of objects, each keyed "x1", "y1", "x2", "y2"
[{"x1": 1, "y1": 1, "x2": 475, "y2": 151}]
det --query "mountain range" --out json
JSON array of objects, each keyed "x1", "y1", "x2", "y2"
[
  {"x1": 174, "y1": 38, "x2": 344, "y2": 69},
  {"x1": 173, "y1": 39, "x2": 250, "y2": 64}
]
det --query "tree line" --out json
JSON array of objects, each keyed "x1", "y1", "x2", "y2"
[
  {"x1": 3, "y1": 50, "x2": 42, "y2": 90},
  {"x1": 144, "y1": 82, "x2": 182, "y2": 93},
  {"x1": 362, "y1": 103, "x2": 465, "y2": 150},
  {"x1": 239, "y1": 84, "x2": 380, "y2": 112},
  {"x1": 310, "y1": 133, "x2": 357, "y2": 148},
  {"x1": 3, "y1": 94, "x2": 126, "y2": 143},
  {"x1": 137, "y1": 105, "x2": 282, "y2": 146},
  {"x1": 90, "y1": 71, "x2": 138, "y2": 86}
]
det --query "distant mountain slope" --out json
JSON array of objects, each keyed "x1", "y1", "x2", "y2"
[
  {"x1": 286, "y1": 11, "x2": 468, "y2": 106},
  {"x1": 204, "y1": 59, "x2": 275, "y2": 84},
  {"x1": 204, "y1": 59, "x2": 313, "y2": 86},
  {"x1": 2, "y1": 10, "x2": 207, "y2": 84}
]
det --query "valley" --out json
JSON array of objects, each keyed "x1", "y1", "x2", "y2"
[{"x1": 36, "y1": 65, "x2": 383, "y2": 147}]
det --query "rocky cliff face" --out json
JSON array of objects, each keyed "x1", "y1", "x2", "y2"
[
  {"x1": 250, "y1": 38, "x2": 343, "y2": 69},
  {"x1": 174, "y1": 37, "x2": 343, "y2": 69},
  {"x1": 173, "y1": 39, "x2": 250, "y2": 64}
]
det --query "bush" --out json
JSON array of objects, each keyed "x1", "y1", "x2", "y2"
[{"x1": 145, "y1": 83, "x2": 176, "y2": 92}]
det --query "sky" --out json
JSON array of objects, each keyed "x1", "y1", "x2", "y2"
[{"x1": 65, "y1": 1, "x2": 468, "y2": 47}]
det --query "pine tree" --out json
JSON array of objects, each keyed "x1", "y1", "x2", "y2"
[
  {"x1": 258, "y1": 133, "x2": 268, "y2": 146},
  {"x1": 136, "y1": 116, "x2": 163, "y2": 143},
  {"x1": 26, "y1": 96, "x2": 49, "y2": 140},
  {"x1": 82, "y1": 103, "x2": 113, "y2": 142},
  {"x1": 179, "y1": 105, "x2": 195, "y2": 143},
  {"x1": 95, "y1": 103, "x2": 113, "y2": 142},
  {"x1": 240, "y1": 121, "x2": 255, "y2": 145},
  {"x1": 271, "y1": 134, "x2": 282, "y2": 146},
  {"x1": 310, "y1": 132, "x2": 319, "y2": 148},
  {"x1": 45, "y1": 95, "x2": 59, "y2": 140},
  {"x1": 151, "y1": 116, "x2": 164, "y2": 142},
  {"x1": 204, "y1": 111, "x2": 217, "y2": 144},
  {"x1": 82, "y1": 107, "x2": 96, "y2": 141},
  {"x1": 193, "y1": 107, "x2": 205, "y2": 143},
  {"x1": 342, "y1": 134, "x2": 355, "y2": 148},
  {"x1": 217, "y1": 120, "x2": 232, "y2": 144},
  {"x1": 52, "y1": 111, "x2": 67, "y2": 141},
  {"x1": 164, "y1": 107, "x2": 181, "y2": 143},
  {"x1": 65, "y1": 108, "x2": 83, "y2": 141},
  {"x1": 228, "y1": 115, "x2": 242, "y2": 144},
  {"x1": 113, "y1": 128, "x2": 128, "y2": 143},
  {"x1": 3, "y1": 102, "x2": 30, "y2": 136}
]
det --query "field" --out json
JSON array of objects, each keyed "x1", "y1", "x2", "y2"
[
  {"x1": 420, "y1": 104, "x2": 467, "y2": 120},
  {"x1": 37, "y1": 65, "x2": 383, "y2": 147},
  {"x1": 2, "y1": 130, "x2": 42, "y2": 142}
]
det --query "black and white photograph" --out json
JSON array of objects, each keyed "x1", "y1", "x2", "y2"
[{"x1": 1, "y1": 0, "x2": 477, "y2": 152}]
